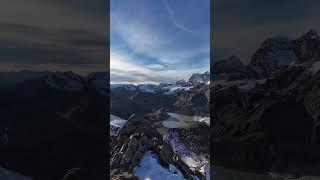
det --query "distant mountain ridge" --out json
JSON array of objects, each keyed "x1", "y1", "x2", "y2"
[
  {"x1": 111, "y1": 71, "x2": 210, "y2": 94},
  {"x1": 0, "y1": 70, "x2": 109, "y2": 96},
  {"x1": 212, "y1": 30, "x2": 320, "y2": 80}
]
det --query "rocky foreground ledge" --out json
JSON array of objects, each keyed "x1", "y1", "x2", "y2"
[{"x1": 110, "y1": 117, "x2": 202, "y2": 180}]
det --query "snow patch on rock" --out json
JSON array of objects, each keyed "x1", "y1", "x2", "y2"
[
  {"x1": 133, "y1": 151, "x2": 186, "y2": 180},
  {"x1": 194, "y1": 116, "x2": 210, "y2": 126}
]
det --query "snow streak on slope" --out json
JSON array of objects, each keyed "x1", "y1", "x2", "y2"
[
  {"x1": 194, "y1": 116, "x2": 210, "y2": 126},
  {"x1": 163, "y1": 131, "x2": 210, "y2": 179},
  {"x1": 110, "y1": 115, "x2": 127, "y2": 137}
]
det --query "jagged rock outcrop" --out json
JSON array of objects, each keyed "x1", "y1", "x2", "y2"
[
  {"x1": 110, "y1": 118, "x2": 197, "y2": 179},
  {"x1": 170, "y1": 122, "x2": 210, "y2": 154},
  {"x1": 212, "y1": 56, "x2": 249, "y2": 81},
  {"x1": 175, "y1": 79, "x2": 188, "y2": 87},
  {"x1": 213, "y1": 56, "x2": 245, "y2": 73},
  {"x1": 248, "y1": 37, "x2": 297, "y2": 77},
  {"x1": 293, "y1": 30, "x2": 320, "y2": 63},
  {"x1": 173, "y1": 83, "x2": 210, "y2": 116},
  {"x1": 110, "y1": 169, "x2": 138, "y2": 180},
  {"x1": 188, "y1": 71, "x2": 210, "y2": 86},
  {"x1": 144, "y1": 108, "x2": 169, "y2": 122},
  {"x1": 45, "y1": 71, "x2": 85, "y2": 92}
]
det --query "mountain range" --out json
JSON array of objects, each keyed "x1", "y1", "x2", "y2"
[
  {"x1": 111, "y1": 71, "x2": 209, "y2": 94},
  {"x1": 212, "y1": 30, "x2": 320, "y2": 80}
]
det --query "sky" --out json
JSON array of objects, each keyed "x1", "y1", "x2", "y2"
[
  {"x1": 110, "y1": 0, "x2": 210, "y2": 84},
  {"x1": 213, "y1": 0, "x2": 320, "y2": 64},
  {"x1": 0, "y1": 0, "x2": 107, "y2": 75}
]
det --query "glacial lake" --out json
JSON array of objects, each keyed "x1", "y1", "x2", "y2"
[{"x1": 162, "y1": 112, "x2": 210, "y2": 129}]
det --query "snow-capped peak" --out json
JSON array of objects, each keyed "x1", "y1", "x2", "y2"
[
  {"x1": 175, "y1": 79, "x2": 188, "y2": 87},
  {"x1": 187, "y1": 71, "x2": 210, "y2": 86}
]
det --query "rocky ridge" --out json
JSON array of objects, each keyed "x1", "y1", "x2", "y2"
[{"x1": 110, "y1": 118, "x2": 199, "y2": 179}]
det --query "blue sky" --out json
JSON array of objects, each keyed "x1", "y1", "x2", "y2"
[{"x1": 110, "y1": 0, "x2": 210, "y2": 84}]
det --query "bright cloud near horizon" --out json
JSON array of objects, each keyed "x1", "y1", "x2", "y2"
[{"x1": 110, "y1": 0, "x2": 210, "y2": 84}]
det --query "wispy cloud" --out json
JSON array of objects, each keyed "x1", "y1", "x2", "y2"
[
  {"x1": 111, "y1": 11, "x2": 209, "y2": 64},
  {"x1": 112, "y1": 14, "x2": 169, "y2": 56},
  {"x1": 110, "y1": 50, "x2": 208, "y2": 84},
  {"x1": 110, "y1": 0, "x2": 209, "y2": 84},
  {"x1": 146, "y1": 64, "x2": 167, "y2": 71},
  {"x1": 161, "y1": 0, "x2": 194, "y2": 33}
]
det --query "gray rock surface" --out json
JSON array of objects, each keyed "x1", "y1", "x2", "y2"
[{"x1": 110, "y1": 118, "x2": 197, "y2": 179}]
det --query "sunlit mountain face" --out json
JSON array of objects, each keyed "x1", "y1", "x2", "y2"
[{"x1": 110, "y1": 0, "x2": 210, "y2": 85}]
